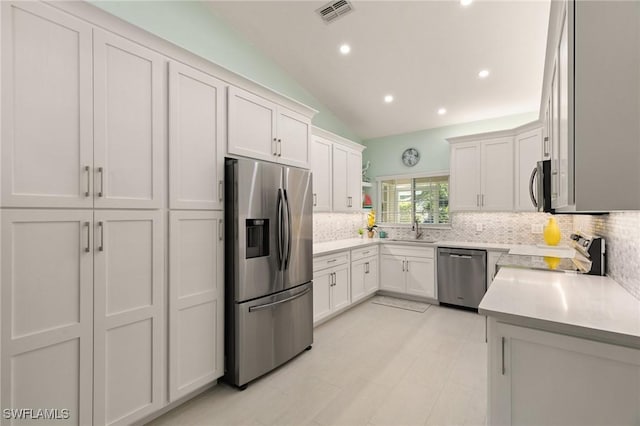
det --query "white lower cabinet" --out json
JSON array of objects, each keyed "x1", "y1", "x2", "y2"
[
  {"x1": 168, "y1": 211, "x2": 224, "y2": 401},
  {"x1": 93, "y1": 210, "x2": 164, "y2": 426},
  {"x1": 1, "y1": 209, "x2": 164, "y2": 426},
  {"x1": 488, "y1": 319, "x2": 640, "y2": 425},
  {"x1": 487, "y1": 250, "x2": 504, "y2": 287},
  {"x1": 1, "y1": 209, "x2": 94, "y2": 425},
  {"x1": 380, "y1": 245, "x2": 435, "y2": 298},
  {"x1": 313, "y1": 252, "x2": 351, "y2": 323},
  {"x1": 351, "y1": 256, "x2": 379, "y2": 303}
]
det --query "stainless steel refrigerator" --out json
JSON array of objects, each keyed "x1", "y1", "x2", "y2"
[{"x1": 224, "y1": 157, "x2": 313, "y2": 389}]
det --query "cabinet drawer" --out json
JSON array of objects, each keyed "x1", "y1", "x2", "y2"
[
  {"x1": 381, "y1": 244, "x2": 434, "y2": 259},
  {"x1": 351, "y1": 245, "x2": 378, "y2": 262},
  {"x1": 313, "y1": 251, "x2": 350, "y2": 272}
]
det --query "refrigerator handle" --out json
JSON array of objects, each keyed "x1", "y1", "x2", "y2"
[
  {"x1": 283, "y1": 189, "x2": 293, "y2": 270},
  {"x1": 277, "y1": 188, "x2": 285, "y2": 271}
]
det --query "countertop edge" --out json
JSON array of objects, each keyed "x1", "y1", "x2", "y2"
[
  {"x1": 479, "y1": 307, "x2": 640, "y2": 349},
  {"x1": 313, "y1": 238, "x2": 512, "y2": 256}
]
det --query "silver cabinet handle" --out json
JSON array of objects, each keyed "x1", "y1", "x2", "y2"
[
  {"x1": 481, "y1": 194, "x2": 485, "y2": 207},
  {"x1": 84, "y1": 221, "x2": 91, "y2": 253},
  {"x1": 277, "y1": 139, "x2": 282, "y2": 157},
  {"x1": 365, "y1": 262, "x2": 369, "y2": 274},
  {"x1": 477, "y1": 194, "x2": 480, "y2": 207},
  {"x1": 273, "y1": 138, "x2": 278, "y2": 156},
  {"x1": 313, "y1": 193, "x2": 317, "y2": 207},
  {"x1": 219, "y1": 220, "x2": 223, "y2": 241},
  {"x1": 97, "y1": 167, "x2": 104, "y2": 197},
  {"x1": 347, "y1": 196, "x2": 352, "y2": 208},
  {"x1": 219, "y1": 180, "x2": 223, "y2": 202},
  {"x1": 362, "y1": 251, "x2": 370, "y2": 255},
  {"x1": 406, "y1": 260, "x2": 409, "y2": 272},
  {"x1": 501, "y1": 336, "x2": 506, "y2": 375},
  {"x1": 402, "y1": 260, "x2": 405, "y2": 272},
  {"x1": 543, "y1": 136, "x2": 550, "y2": 157},
  {"x1": 84, "y1": 166, "x2": 91, "y2": 197},
  {"x1": 327, "y1": 258, "x2": 337, "y2": 263},
  {"x1": 98, "y1": 221, "x2": 104, "y2": 252}
]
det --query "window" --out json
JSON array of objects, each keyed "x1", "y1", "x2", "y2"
[{"x1": 379, "y1": 175, "x2": 449, "y2": 225}]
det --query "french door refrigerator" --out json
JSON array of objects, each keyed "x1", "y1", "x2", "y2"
[{"x1": 224, "y1": 157, "x2": 313, "y2": 389}]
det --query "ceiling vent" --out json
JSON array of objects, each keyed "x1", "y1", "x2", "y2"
[{"x1": 316, "y1": 0, "x2": 354, "y2": 24}]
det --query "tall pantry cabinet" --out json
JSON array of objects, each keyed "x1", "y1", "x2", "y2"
[{"x1": 0, "y1": 1, "x2": 225, "y2": 425}]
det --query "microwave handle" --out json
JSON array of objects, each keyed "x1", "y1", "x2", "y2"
[{"x1": 529, "y1": 166, "x2": 538, "y2": 208}]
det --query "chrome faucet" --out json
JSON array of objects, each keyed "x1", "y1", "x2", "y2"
[{"x1": 413, "y1": 218, "x2": 423, "y2": 240}]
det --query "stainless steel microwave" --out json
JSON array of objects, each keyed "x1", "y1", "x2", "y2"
[{"x1": 530, "y1": 160, "x2": 553, "y2": 213}]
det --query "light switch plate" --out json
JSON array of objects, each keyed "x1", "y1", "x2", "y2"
[
  {"x1": 531, "y1": 224, "x2": 543, "y2": 234},
  {"x1": 476, "y1": 223, "x2": 483, "y2": 232}
]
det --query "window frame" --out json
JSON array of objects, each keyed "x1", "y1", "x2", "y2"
[{"x1": 376, "y1": 170, "x2": 451, "y2": 229}]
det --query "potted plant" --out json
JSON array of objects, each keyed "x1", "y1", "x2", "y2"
[
  {"x1": 366, "y1": 210, "x2": 377, "y2": 238},
  {"x1": 357, "y1": 228, "x2": 364, "y2": 238}
]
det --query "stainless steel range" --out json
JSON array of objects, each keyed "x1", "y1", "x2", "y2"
[{"x1": 224, "y1": 157, "x2": 313, "y2": 389}]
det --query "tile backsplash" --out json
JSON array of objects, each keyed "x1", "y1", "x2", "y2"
[
  {"x1": 574, "y1": 212, "x2": 640, "y2": 300},
  {"x1": 376, "y1": 212, "x2": 574, "y2": 245},
  {"x1": 315, "y1": 211, "x2": 640, "y2": 301}
]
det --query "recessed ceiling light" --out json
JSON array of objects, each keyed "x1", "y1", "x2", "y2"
[
  {"x1": 438, "y1": 108, "x2": 447, "y2": 115},
  {"x1": 339, "y1": 44, "x2": 351, "y2": 55},
  {"x1": 384, "y1": 95, "x2": 394, "y2": 103},
  {"x1": 478, "y1": 69, "x2": 490, "y2": 78},
  {"x1": 460, "y1": 0, "x2": 473, "y2": 6}
]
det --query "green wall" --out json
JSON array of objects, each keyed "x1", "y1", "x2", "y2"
[
  {"x1": 363, "y1": 111, "x2": 538, "y2": 179},
  {"x1": 90, "y1": 0, "x2": 360, "y2": 142}
]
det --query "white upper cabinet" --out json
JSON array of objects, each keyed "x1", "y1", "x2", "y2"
[
  {"x1": 227, "y1": 86, "x2": 277, "y2": 162},
  {"x1": 332, "y1": 144, "x2": 362, "y2": 212},
  {"x1": 93, "y1": 30, "x2": 165, "y2": 209},
  {"x1": 450, "y1": 142, "x2": 481, "y2": 211},
  {"x1": 541, "y1": 0, "x2": 640, "y2": 211},
  {"x1": 1, "y1": 2, "x2": 93, "y2": 208},
  {"x1": 277, "y1": 107, "x2": 311, "y2": 169},
  {"x1": 450, "y1": 136, "x2": 513, "y2": 211},
  {"x1": 228, "y1": 86, "x2": 312, "y2": 168},
  {"x1": 481, "y1": 138, "x2": 514, "y2": 211},
  {"x1": 514, "y1": 127, "x2": 543, "y2": 211},
  {"x1": 310, "y1": 136, "x2": 333, "y2": 212},
  {"x1": 169, "y1": 62, "x2": 225, "y2": 210}
]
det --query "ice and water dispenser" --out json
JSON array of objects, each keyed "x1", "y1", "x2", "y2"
[{"x1": 245, "y1": 219, "x2": 269, "y2": 259}]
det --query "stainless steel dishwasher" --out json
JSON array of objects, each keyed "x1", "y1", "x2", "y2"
[{"x1": 437, "y1": 247, "x2": 487, "y2": 309}]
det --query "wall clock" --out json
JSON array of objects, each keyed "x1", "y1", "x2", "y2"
[{"x1": 402, "y1": 148, "x2": 420, "y2": 167}]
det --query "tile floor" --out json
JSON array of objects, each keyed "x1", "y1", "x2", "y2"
[{"x1": 148, "y1": 300, "x2": 487, "y2": 426}]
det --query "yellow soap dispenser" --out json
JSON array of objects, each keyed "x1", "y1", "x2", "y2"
[{"x1": 543, "y1": 216, "x2": 561, "y2": 246}]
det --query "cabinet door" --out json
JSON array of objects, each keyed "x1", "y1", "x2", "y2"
[
  {"x1": 514, "y1": 128, "x2": 542, "y2": 211},
  {"x1": 93, "y1": 30, "x2": 165, "y2": 209},
  {"x1": 169, "y1": 211, "x2": 224, "y2": 401},
  {"x1": 169, "y1": 62, "x2": 225, "y2": 210},
  {"x1": 364, "y1": 257, "x2": 379, "y2": 296},
  {"x1": 556, "y1": 7, "x2": 570, "y2": 209},
  {"x1": 1, "y1": 2, "x2": 93, "y2": 208},
  {"x1": 310, "y1": 137, "x2": 332, "y2": 212},
  {"x1": 481, "y1": 138, "x2": 514, "y2": 211},
  {"x1": 380, "y1": 255, "x2": 405, "y2": 292},
  {"x1": 450, "y1": 142, "x2": 481, "y2": 211},
  {"x1": 1, "y1": 210, "x2": 94, "y2": 426},
  {"x1": 332, "y1": 144, "x2": 349, "y2": 212},
  {"x1": 332, "y1": 266, "x2": 351, "y2": 312},
  {"x1": 93, "y1": 210, "x2": 164, "y2": 425},
  {"x1": 350, "y1": 259, "x2": 367, "y2": 303},
  {"x1": 277, "y1": 107, "x2": 310, "y2": 169},
  {"x1": 347, "y1": 150, "x2": 362, "y2": 210},
  {"x1": 312, "y1": 270, "x2": 332, "y2": 323},
  {"x1": 405, "y1": 256, "x2": 435, "y2": 298},
  {"x1": 227, "y1": 86, "x2": 277, "y2": 162},
  {"x1": 550, "y1": 60, "x2": 561, "y2": 208},
  {"x1": 489, "y1": 321, "x2": 640, "y2": 425}
]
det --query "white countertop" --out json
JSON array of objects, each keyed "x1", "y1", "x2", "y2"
[
  {"x1": 313, "y1": 238, "x2": 512, "y2": 256},
  {"x1": 479, "y1": 267, "x2": 640, "y2": 347},
  {"x1": 508, "y1": 244, "x2": 576, "y2": 258}
]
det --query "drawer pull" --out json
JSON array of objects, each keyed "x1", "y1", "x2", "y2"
[{"x1": 327, "y1": 259, "x2": 337, "y2": 263}]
